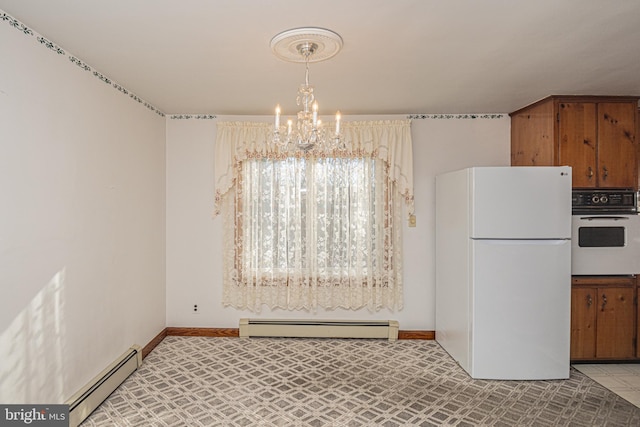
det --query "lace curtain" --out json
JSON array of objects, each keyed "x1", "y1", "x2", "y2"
[{"x1": 214, "y1": 120, "x2": 413, "y2": 312}]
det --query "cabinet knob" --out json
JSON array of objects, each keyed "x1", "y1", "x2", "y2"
[
  {"x1": 588, "y1": 166, "x2": 594, "y2": 179},
  {"x1": 586, "y1": 294, "x2": 593, "y2": 307},
  {"x1": 601, "y1": 293, "x2": 607, "y2": 312},
  {"x1": 603, "y1": 166, "x2": 609, "y2": 180}
]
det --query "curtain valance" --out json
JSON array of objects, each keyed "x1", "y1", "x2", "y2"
[{"x1": 214, "y1": 119, "x2": 414, "y2": 217}]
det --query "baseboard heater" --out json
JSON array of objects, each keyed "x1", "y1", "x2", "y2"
[
  {"x1": 65, "y1": 345, "x2": 142, "y2": 427},
  {"x1": 239, "y1": 319, "x2": 399, "y2": 341}
]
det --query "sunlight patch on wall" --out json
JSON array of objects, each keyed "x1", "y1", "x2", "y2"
[{"x1": 0, "y1": 269, "x2": 67, "y2": 403}]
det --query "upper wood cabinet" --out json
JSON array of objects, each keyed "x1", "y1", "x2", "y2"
[{"x1": 511, "y1": 96, "x2": 639, "y2": 189}]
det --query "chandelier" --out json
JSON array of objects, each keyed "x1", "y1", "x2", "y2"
[{"x1": 270, "y1": 28, "x2": 345, "y2": 152}]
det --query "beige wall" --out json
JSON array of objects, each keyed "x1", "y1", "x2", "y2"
[{"x1": 0, "y1": 16, "x2": 166, "y2": 403}]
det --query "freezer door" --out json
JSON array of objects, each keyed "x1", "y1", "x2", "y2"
[
  {"x1": 470, "y1": 238, "x2": 571, "y2": 380},
  {"x1": 470, "y1": 166, "x2": 571, "y2": 239}
]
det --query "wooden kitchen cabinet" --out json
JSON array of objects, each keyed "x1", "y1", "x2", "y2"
[
  {"x1": 637, "y1": 277, "x2": 640, "y2": 359},
  {"x1": 571, "y1": 286, "x2": 597, "y2": 360},
  {"x1": 511, "y1": 96, "x2": 639, "y2": 189},
  {"x1": 571, "y1": 276, "x2": 636, "y2": 361}
]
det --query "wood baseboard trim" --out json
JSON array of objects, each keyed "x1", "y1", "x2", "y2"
[
  {"x1": 159, "y1": 327, "x2": 434, "y2": 340},
  {"x1": 166, "y1": 327, "x2": 240, "y2": 337},
  {"x1": 398, "y1": 330, "x2": 435, "y2": 340},
  {"x1": 142, "y1": 328, "x2": 168, "y2": 359}
]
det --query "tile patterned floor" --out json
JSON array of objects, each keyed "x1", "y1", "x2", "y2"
[
  {"x1": 81, "y1": 337, "x2": 640, "y2": 426},
  {"x1": 573, "y1": 364, "x2": 640, "y2": 408}
]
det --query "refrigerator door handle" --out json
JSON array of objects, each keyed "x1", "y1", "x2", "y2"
[
  {"x1": 579, "y1": 216, "x2": 629, "y2": 221},
  {"x1": 472, "y1": 239, "x2": 569, "y2": 245}
]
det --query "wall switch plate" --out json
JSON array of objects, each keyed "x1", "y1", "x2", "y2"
[{"x1": 408, "y1": 214, "x2": 416, "y2": 227}]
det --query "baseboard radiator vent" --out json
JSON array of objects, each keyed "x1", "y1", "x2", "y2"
[
  {"x1": 239, "y1": 319, "x2": 399, "y2": 341},
  {"x1": 65, "y1": 345, "x2": 142, "y2": 427}
]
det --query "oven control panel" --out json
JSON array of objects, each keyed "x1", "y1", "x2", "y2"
[{"x1": 572, "y1": 190, "x2": 638, "y2": 214}]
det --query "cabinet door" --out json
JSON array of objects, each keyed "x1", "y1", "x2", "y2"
[
  {"x1": 638, "y1": 285, "x2": 640, "y2": 359},
  {"x1": 596, "y1": 287, "x2": 635, "y2": 359},
  {"x1": 510, "y1": 100, "x2": 556, "y2": 166},
  {"x1": 558, "y1": 102, "x2": 597, "y2": 187},
  {"x1": 571, "y1": 287, "x2": 596, "y2": 359},
  {"x1": 638, "y1": 284, "x2": 640, "y2": 358},
  {"x1": 597, "y1": 102, "x2": 638, "y2": 189}
]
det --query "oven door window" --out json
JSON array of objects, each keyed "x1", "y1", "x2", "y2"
[{"x1": 578, "y1": 226, "x2": 625, "y2": 247}]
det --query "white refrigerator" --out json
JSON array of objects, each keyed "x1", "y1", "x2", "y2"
[{"x1": 435, "y1": 166, "x2": 572, "y2": 380}]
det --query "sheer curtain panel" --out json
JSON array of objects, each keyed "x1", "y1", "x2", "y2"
[{"x1": 214, "y1": 120, "x2": 413, "y2": 312}]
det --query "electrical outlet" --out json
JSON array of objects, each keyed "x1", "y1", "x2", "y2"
[{"x1": 193, "y1": 304, "x2": 199, "y2": 314}]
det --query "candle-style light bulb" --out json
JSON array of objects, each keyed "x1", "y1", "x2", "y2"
[
  {"x1": 287, "y1": 119, "x2": 292, "y2": 136},
  {"x1": 335, "y1": 111, "x2": 341, "y2": 134},
  {"x1": 275, "y1": 105, "x2": 281, "y2": 128},
  {"x1": 312, "y1": 102, "x2": 318, "y2": 126}
]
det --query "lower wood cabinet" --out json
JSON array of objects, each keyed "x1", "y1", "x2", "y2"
[{"x1": 571, "y1": 276, "x2": 637, "y2": 361}]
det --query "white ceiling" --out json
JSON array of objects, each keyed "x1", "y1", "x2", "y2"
[{"x1": 1, "y1": 0, "x2": 639, "y2": 116}]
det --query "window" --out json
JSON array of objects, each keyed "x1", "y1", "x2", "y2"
[
  {"x1": 239, "y1": 155, "x2": 382, "y2": 272},
  {"x1": 215, "y1": 120, "x2": 413, "y2": 312}
]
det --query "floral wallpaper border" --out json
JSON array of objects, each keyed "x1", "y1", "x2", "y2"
[
  {"x1": 407, "y1": 114, "x2": 505, "y2": 120},
  {"x1": 1, "y1": 11, "x2": 165, "y2": 117},
  {"x1": 169, "y1": 115, "x2": 217, "y2": 120}
]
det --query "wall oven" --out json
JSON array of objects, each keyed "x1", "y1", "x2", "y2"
[{"x1": 571, "y1": 190, "x2": 640, "y2": 275}]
